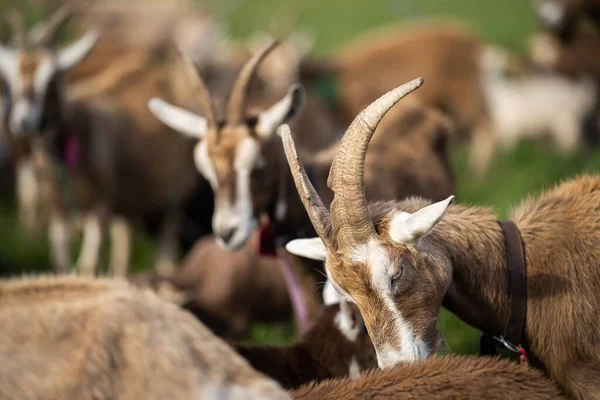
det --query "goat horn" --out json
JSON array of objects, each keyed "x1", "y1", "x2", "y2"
[
  {"x1": 178, "y1": 48, "x2": 218, "y2": 129},
  {"x1": 32, "y1": 2, "x2": 79, "y2": 46},
  {"x1": 327, "y1": 78, "x2": 424, "y2": 248},
  {"x1": 226, "y1": 39, "x2": 279, "y2": 126},
  {"x1": 279, "y1": 124, "x2": 333, "y2": 246},
  {"x1": 4, "y1": 9, "x2": 27, "y2": 47}
]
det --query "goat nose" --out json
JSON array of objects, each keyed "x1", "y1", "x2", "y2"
[{"x1": 219, "y1": 227, "x2": 237, "y2": 244}]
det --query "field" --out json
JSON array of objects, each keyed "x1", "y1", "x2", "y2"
[{"x1": 1, "y1": 0, "x2": 599, "y2": 353}]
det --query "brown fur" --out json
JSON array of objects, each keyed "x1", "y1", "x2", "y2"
[
  {"x1": 535, "y1": 0, "x2": 600, "y2": 42},
  {"x1": 291, "y1": 356, "x2": 563, "y2": 399},
  {"x1": 334, "y1": 23, "x2": 486, "y2": 139},
  {"x1": 132, "y1": 229, "x2": 294, "y2": 338},
  {"x1": 312, "y1": 98, "x2": 455, "y2": 207},
  {"x1": 234, "y1": 303, "x2": 377, "y2": 390},
  {"x1": 327, "y1": 175, "x2": 600, "y2": 399},
  {"x1": 0, "y1": 275, "x2": 289, "y2": 400}
]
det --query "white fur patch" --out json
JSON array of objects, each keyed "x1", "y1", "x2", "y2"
[
  {"x1": 538, "y1": 2, "x2": 565, "y2": 26},
  {"x1": 345, "y1": 238, "x2": 426, "y2": 368},
  {"x1": 194, "y1": 141, "x2": 217, "y2": 189},
  {"x1": 212, "y1": 138, "x2": 259, "y2": 250},
  {"x1": 348, "y1": 357, "x2": 361, "y2": 379},
  {"x1": 334, "y1": 301, "x2": 360, "y2": 342},
  {"x1": 322, "y1": 279, "x2": 341, "y2": 305}
]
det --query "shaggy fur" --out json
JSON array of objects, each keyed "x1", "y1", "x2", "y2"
[
  {"x1": 234, "y1": 303, "x2": 377, "y2": 390},
  {"x1": 0, "y1": 276, "x2": 289, "y2": 400},
  {"x1": 291, "y1": 356, "x2": 563, "y2": 399}
]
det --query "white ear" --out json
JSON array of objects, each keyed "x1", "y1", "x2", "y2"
[
  {"x1": 255, "y1": 84, "x2": 305, "y2": 139},
  {"x1": 148, "y1": 97, "x2": 208, "y2": 139},
  {"x1": 389, "y1": 196, "x2": 455, "y2": 243},
  {"x1": 286, "y1": 237, "x2": 326, "y2": 261},
  {"x1": 57, "y1": 31, "x2": 99, "y2": 71}
]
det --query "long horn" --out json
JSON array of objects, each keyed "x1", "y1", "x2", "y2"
[
  {"x1": 178, "y1": 48, "x2": 218, "y2": 129},
  {"x1": 4, "y1": 9, "x2": 27, "y2": 47},
  {"x1": 327, "y1": 78, "x2": 424, "y2": 248},
  {"x1": 279, "y1": 124, "x2": 333, "y2": 246},
  {"x1": 226, "y1": 39, "x2": 279, "y2": 126},
  {"x1": 32, "y1": 2, "x2": 78, "y2": 46}
]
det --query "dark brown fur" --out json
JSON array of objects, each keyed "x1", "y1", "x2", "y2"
[{"x1": 234, "y1": 303, "x2": 377, "y2": 390}]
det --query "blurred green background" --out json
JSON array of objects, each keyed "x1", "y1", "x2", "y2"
[{"x1": 1, "y1": 0, "x2": 599, "y2": 353}]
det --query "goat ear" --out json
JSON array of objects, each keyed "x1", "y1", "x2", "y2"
[
  {"x1": 389, "y1": 196, "x2": 455, "y2": 243},
  {"x1": 148, "y1": 97, "x2": 208, "y2": 139},
  {"x1": 56, "y1": 31, "x2": 99, "y2": 71},
  {"x1": 286, "y1": 237, "x2": 326, "y2": 261},
  {"x1": 255, "y1": 84, "x2": 305, "y2": 139}
]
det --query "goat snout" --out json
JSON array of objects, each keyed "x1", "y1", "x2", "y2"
[{"x1": 218, "y1": 227, "x2": 237, "y2": 244}]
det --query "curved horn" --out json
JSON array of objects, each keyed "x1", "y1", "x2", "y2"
[
  {"x1": 328, "y1": 78, "x2": 424, "y2": 248},
  {"x1": 32, "y1": 2, "x2": 77, "y2": 46},
  {"x1": 279, "y1": 124, "x2": 333, "y2": 246},
  {"x1": 4, "y1": 9, "x2": 27, "y2": 47},
  {"x1": 226, "y1": 39, "x2": 279, "y2": 125},
  {"x1": 178, "y1": 48, "x2": 218, "y2": 129}
]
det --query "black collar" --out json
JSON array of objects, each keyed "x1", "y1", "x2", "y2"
[{"x1": 480, "y1": 220, "x2": 527, "y2": 356}]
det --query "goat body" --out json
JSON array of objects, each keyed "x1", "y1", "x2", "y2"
[
  {"x1": 234, "y1": 303, "x2": 377, "y2": 390},
  {"x1": 292, "y1": 356, "x2": 563, "y2": 399},
  {"x1": 0, "y1": 276, "x2": 288, "y2": 400}
]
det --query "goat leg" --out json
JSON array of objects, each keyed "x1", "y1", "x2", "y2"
[
  {"x1": 49, "y1": 212, "x2": 71, "y2": 274},
  {"x1": 109, "y1": 216, "x2": 131, "y2": 278},
  {"x1": 75, "y1": 212, "x2": 104, "y2": 276},
  {"x1": 154, "y1": 209, "x2": 181, "y2": 275}
]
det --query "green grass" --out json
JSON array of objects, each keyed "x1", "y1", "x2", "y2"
[{"x1": 2, "y1": 0, "x2": 598, "y2": 353}]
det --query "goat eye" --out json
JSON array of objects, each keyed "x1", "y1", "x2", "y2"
[{"x1": 390, "y1": 268, "x2": 403, "y2": 290}]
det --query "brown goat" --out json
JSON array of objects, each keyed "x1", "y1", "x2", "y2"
[
  {"x1": 0, "y1": 7, "x2": 209, "y2": 275},
  {"x1": 310, "y1": 96, "x2": 454, "y2": 208},
  {"x1": 323, "y1": 22, "x2": 494, "y2": 175},
  {"x1": 291, "y1": 356, "x2": 563, "y2": 399},
  {"x1": 534, "y1": 0, "x2": 600, "y2": 42},
  {"x1": 132, "y1": 228, "x2": 294, "y2": 338},
  {"x1": 234, "y1": 301, "x2": 377, "y2": 390},
  {"x1": 530, "y1": 30, "x2": 600, "y2": 80},
  {"x1": 0, "y1": 275, "x2": 289, "y2": 400},
  {"x1": 282, "y1": 81, "x2": 600, "y2": 399}
]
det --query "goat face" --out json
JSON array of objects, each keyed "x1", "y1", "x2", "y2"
[
  {"x1": 282, "y1": 80, "x2": 452, "y2": 370},
  {"x1": 0, "y1": 18, "x2": 97, "y2": 137},
  {"x1": 149, "y1": 41, "x2": 305, "y2": 250}
]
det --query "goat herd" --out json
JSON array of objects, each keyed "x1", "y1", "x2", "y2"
[{"x1": 0, "y1": 0, "x2": 600, "y2": 399}]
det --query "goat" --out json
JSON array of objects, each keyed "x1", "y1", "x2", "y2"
[
  {"x1": 529, "y1": 30, "x2": 600, "y2": 80},
  {"x1": 282, "y1": 80, "x2": 600, "y2": 399},
  {"x1": 148, "y1": 41, "x2": 313, "y2": 251},
  {"x1": 534, "y1": 0, "x2": 600, "y2": 42},
  {"x1": 234, "y1": 299, "x2": 377, "y2": 390},
  {"x1": 480, "y1": 47, "x2": 597, "y2": 153},
  {"x1": 0, "y1": 7, "x2": 209, "y2": 275},
  {"x1": 324, "y1": 22, "x2": 495, "y2": 175},
  {"x1": 68, "y1": 0, "x2": 222, "y2": 84},
  {"x1": 291, "y1": 355, "x2": 563, "y2": 399},
  {"x1": 0, "y1": 275, "x2": 289, "y2": 400},
  {"x1": 131, "y1": 226, "x2": 295, "y2": 338},
  {"x1": 310, "y1": 96, "x2": 455, "y2": 208}
]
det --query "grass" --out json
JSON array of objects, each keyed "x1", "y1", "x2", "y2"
[{"x1": 2, "y1": 0, "x2": 599, "y2": 354}]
